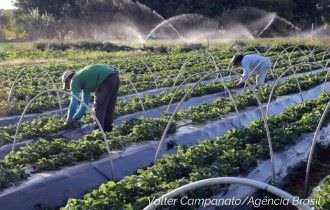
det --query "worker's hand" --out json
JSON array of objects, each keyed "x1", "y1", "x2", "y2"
[
  {"x1": 71, "y1": 118, "x2": 81, "y2": 127},
  {"x1": 234, "y1": 79, "x2": 241, "y2": 86},
  {"x1": 63, "y1": 121, "x2": 70, "y2": 127},
  {"x1": 64, "y1": 119, "x2": 81, "y2": 128}
]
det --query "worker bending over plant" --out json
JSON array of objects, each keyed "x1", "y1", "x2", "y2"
[
  {"x1": 62, "y1": 64, "x2": 120, "y2": 132},
  {"x1": 231, "y1": 54, "x2": 272, "y2": 87}
]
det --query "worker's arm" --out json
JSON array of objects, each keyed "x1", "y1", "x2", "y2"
[
  {"x1": 237, "y1": 67, "x2": 250, "y2": 85},
  {"x1": 72, "y1": 90, "x2": 90, "y2": 120},
  {"x1": 67, "y1": 91, "x2": 80, "y2": 122}
]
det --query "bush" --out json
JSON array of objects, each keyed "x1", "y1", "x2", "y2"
[
  {"x1": 34, "y1": 42, "x2": 47, "y2": 51},
  {"x1": 34, "y1": 41, "x2": 134, "y2": 52}
]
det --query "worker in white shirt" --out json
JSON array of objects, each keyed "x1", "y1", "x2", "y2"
[{"x1": 231, "y1": 54, "x2": 272, "y2": 87}]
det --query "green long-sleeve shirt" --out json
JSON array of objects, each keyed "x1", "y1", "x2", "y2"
[{"x1": 67, "y1": 64, "x2": 115, "y2": 121}]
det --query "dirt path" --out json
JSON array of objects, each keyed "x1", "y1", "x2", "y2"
[{"x1": 0, "y1": 58, "x2": 67, "y2": 67}]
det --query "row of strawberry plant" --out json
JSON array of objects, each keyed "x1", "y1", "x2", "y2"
[
  {"x1": 116, "y1": 61, "x2": 329, "y2": 118},
  {"x1": 63, "y1": 92, "x2": 330, "y2": 209},
  {"x1": 0, "y1": 42, "x2": 311, "y2": 62},
  {"x1": 0, "y1": 49, "x2": 229, "y2": 83},
  {"x1": 1, "y1": 47, "x2": 319, "y2": 100},
  {"x1": 176, "y1": 71, "x2": 330, "y2": 122},
  {"x1": 2, "y1": 44, "x2": 325, "y2": 94},
  {"x1": 2, "y1": 69, "x2": 326, "y2": 194},
  {"x1": 0, "y1": 70, "x2": 324, "y2": 192},
  {"x1": 0, "y1": 116, "x2": 176, "y2": 189},
  {"x1": 3, "y1": 53, "x2": 327, "y2": 116},
  {"x1": 312, "y1": 175, "x2": 330, "y2": 209},
  {"x1": 0, "y1": 70, "x2": 328, "y2": 190},
  {"x1": 1, "y1": 65, "x2": 329, "y2": 156},
  {"x1": 0, "y1": 50, "x2": 234, "y2": 115},
  {"x1": 1, "y1": 68, "x2": 328, "y2": 148},
  {"x1": 1, "y1": 44, "x2": 323, "y2": 106},
  {"x1": 0, "y1": 42, "x2": 255, "y2": 61},
  {"x1": 4, "y1": 47, "x2": 319, "y2": 90}
]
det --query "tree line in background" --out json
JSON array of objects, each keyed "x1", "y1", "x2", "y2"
[
  {"x1": 141, "y1": 0, "x2": 329, "y2": 26},
  {"x1": 0, "y1": 0, "x2": 329, "y2": 41}
]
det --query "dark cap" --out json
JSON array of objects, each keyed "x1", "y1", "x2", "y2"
[{"x1": 231, "y1": 54, "x2": 244, "y2": 66}]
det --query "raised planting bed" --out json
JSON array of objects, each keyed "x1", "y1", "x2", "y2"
[
  {"x1": 0, "y1": 69, "x2": 329, "y2": 165},
  {"x1": 1, "y1": 65, "x2": 329, "y2": 149},
  {"x1": 0, "y1": 77, "x2": 328, "y2": 208},
  {"x1": 204, "y1": 124, "x2": 330, "y2": 209},
  {"x1": 60, "y1": 92, "x2": 330, "y2": 209}
]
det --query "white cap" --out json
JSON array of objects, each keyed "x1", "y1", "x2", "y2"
[{"x1": 61, "y1": 71, "x2": 75, "y2": 89}]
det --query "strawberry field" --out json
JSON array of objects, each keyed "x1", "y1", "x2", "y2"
[{"x1": 0, "y1": 40, "x2": 330, "y2": 210}]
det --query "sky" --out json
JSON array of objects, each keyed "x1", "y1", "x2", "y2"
[{"x1": 0, "y1": 0, "x2": 16, "y2": 10}]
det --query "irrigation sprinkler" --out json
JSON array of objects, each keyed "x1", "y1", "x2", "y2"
[
  {"x1": 12, "y1": 89, "x2": 116, "y2": 180},
  {"x1": 304, "y1": 99, "x2": 330, "y2": 196},
  {"x1": 256, "y1": 13, "x2": 277, "y2": 37},
  {"x1": 144, "y1": 177, "x2": 312, "y2": 210},
  {"x1": 154, "y1": 69, "x2": 277, "y2": 185},
  {"x1": 144, "y1": 15, "x2": 185, "y2": 42}
]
